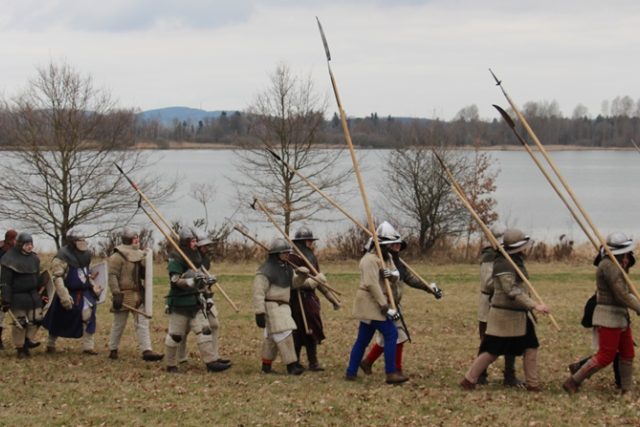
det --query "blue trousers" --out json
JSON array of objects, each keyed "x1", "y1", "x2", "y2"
[{"x1": 346, "y1": 319, "x2": 398, "y2": 376}]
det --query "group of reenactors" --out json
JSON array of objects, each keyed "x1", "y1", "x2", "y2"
[{"x1": 1, "y1": 220, "x2": 638, "y2": 394}]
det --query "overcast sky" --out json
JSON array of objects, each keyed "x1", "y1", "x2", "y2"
[{"x1": 1, "y1": 0, "x2": 639, "y2": 120}]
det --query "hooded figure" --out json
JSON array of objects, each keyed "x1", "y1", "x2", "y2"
[
  {"x1": 0, "y1": 228, "x2": 18, "y2": 348},
  {"x1": 0, "y1": 232, "x2": 42, "y2": 358},
  {"x1": 563, "y1": 232, "x2": 640, "y2": 394},
  {"x1": 42, "y1": 229, "x2": 101, "y2": 354}
]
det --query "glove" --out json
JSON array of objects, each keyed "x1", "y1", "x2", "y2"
[
  {"x1": 112, "y1": 292, "x2": 124, "y2": 310},
  {"x1": 386, "y1": 308, "x2": 401, "y2": 321},
  {"x1": 206, "y1": 298, "x2": 214, "y2": 311},
  {"x1": 296, "y1": 266, "x2": 310, "y2": 277},
  {"x1": 429, "y1": 283, "x2": 443, "y2": 299},
  {"x1": 61, "y1": 296, "x2": 74, "y2": 310},
  {"x1": 381, "y1": 269, "x2": 400, "y2": 281},
  {"x1": 205, "y1": 274, "x2": 217, "y2": 286},
  {"x1": 255, "y1": 313, "x2": 266, "y2": 328},
  {"x1": 1, "y1": 300, "x2": 9, "y2": 312}
]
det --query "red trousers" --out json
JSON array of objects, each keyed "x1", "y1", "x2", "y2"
[{"x1": 594, "y1": 326, "x2": 635, "y2": 366}]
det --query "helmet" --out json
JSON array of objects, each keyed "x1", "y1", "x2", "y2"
[
  {"x1": 66, "y1": 228, "x2": 88, "y2": 251},
  {"x1": 292, "y1": 226, "x2": 317, "y2": 241},
  {"x1": 268, "y1": 238, "x2": 292, "y2": 255},
  {"x1": 490, "y1": 222, "x2": 506, "y2": 241},
  {"x1": 121, "y1": 227, "x2": 138, "y2": 245},
  {"x1": 376, "y1": 221, "x2": 403, "y2": 245},
  {"x1": 16, "y1": 232, "x2": 33, "y2": 245},
  {"x1": 606, "y1": 232, "x2": 634, "y2": 255},
  {"x1": 197, "y1": 237, "x2": 215, "y2": 247},
  {"x1": 179, "y1": 228, "x2": 196, "y2": 246},
  {"x1": 503, "y1": 228, "x2": 533, "y2": 254}
]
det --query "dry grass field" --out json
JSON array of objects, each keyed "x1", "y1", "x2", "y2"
[{"x1": 1, "y1": 261, "x2": 639, "y2": 426}]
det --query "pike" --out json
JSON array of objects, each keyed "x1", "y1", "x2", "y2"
[
  {"x1": 631, "y1": 139, "x2": 640, "y2": 155},
  {"x1": 433, "y1": 150, "x2": 560, "y2": 331},
  {"x1": 493, "y1": 105, "x2": 598, "y2": 250},
  {"x1": 115, "y1": 163, "x2": 239, "y2": 312},
  {"x1": 232, "y1": 223, "x2": 341, "y2": 298},
  {"x1": 490, "y1": 70, "x2": 640, "y2": 302},
  {"x1": 316, "y1": 17, "x2": 396, "y2": 309},
  {"x1": 267, "y1": 147, "x2": 441, "y2": 297},
  {"x1": 122, "y1": 303, "x2": 152, "y2": 319}
]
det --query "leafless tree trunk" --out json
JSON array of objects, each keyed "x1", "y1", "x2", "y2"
[
  {"x1": 0, "y1": 61, "x2": 173, "y2": 248},
  {"x1": 233, "y1": 63, "x2": 351, "y2": 234}
]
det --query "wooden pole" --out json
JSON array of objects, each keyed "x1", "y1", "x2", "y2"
[
  {"x1": 491, "y1": 70, "x2": 640, "y2": 302},
  {"x1": 493, "y1": 105, "x2": 599, "y2": 250},
  {"x1": 434, "y1": 151, "x2": 560, "y2": 331},
  {"x1": 232, "y1": 224, "x2": 342, "y2": 298},
  {"x1": 267, "y1": 147, "x2": 439, "y2": 295},
  {"x1": 122, "y1": 303, "x2": 152, "y2": 319},
  {"x1": 316, "y1": 17, "x2": 396, "y2": 309},
  {"x1": 139, "y1": 204, "x2": 239, "y2": 312}
]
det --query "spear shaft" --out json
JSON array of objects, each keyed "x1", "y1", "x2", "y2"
[
  {"x1": 434, "y1": 151, "x2": 560, "y2": 331},
  {"x1": 490, "y1": 70, "x2": 640, "y2": 302},
  {"x1": 493, "y1": 105, "x2": 598, "y2": 249},
  {"x1": 267, "y1": 148, "x2": 440, "y2": 296},
  {"x1": 316, "y1": 17, "x2": 396, "y2": 309}
]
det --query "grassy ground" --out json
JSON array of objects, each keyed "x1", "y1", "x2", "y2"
[{"x1": 1, "y1": 261, "x2": 639, "y2": 426}]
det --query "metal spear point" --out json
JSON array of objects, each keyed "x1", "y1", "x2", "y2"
[
  {"x1": 492, "y1": 104, "x2": 598, "y2": 249},
  {"x1": 490, "y1": 71, "x2": 640, "y2": 302},
  {"x1": 433, "y1": 150, "x2": 560, "y2": 331},
  {"x1": 315, "y1": 17, "x2": 397, "y2": 310}
]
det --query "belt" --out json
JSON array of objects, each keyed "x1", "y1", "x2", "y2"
[{"x1": 265, "y1": 299, "x2": 289, "y2": 305}]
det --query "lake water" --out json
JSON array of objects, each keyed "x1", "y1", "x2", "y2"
[{"x1": 2, "y1": 149, "x2": 640, "y2": 250}]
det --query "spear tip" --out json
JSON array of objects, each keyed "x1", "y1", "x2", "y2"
[
  {"x1": 488, "y1": 68, "x2": 502, "y2": 86},
  {"x1": 493, "y1": 104, "x2": 516, "y2": 129},
  {"x1": 316, "y1": 17, "x2": 332, "y2": 62}
]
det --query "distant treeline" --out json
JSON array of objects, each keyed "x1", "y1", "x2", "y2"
[{"x1": 3, "y1": 100, "x2": 640, "y2": 149}]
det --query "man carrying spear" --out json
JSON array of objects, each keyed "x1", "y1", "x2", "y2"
[
  {"x1": 252, "y1": 238, "x2": 306, "y2": 375},
  {"x1": 288, "y1": 226, "x2": 333, "y2": 371},
  {"x1": 359, "y1": 221, "x2": 442, "y2": 377},
  {"x1": 563, "y1": 232, "x2": 640, "y2": 394},
  {"x1": 461, "y1": 228, "x2": 549, "y2": 391},
  {"x1": 164, "y1": 228, "x2": 229, "y2": 373}
]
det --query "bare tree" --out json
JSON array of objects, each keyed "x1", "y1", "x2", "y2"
[
  {"x1": 383, "y1": 124, "x2": 471, "y2": 252},
  {"x1": 233, "y1": 63, "x2": 351, "y2": 233},
  {"x1": 0, "y1": 61, "x2": 173, "y2": 248}
]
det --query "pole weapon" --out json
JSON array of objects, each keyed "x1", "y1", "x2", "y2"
[
  {"x1": 316, "y1": 17, "x2": 396, "y2": 309},
  {"x1": 433, "y1": 150, "x2": 560, "y2": 331},
  {"x1": 490, "y1": 70, "x2": 640, "y2": 302}
]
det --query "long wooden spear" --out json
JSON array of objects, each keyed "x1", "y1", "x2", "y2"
[
  {"x1": 266, "y1": 148, "x2": 441, "y2": 296},
  {"x1": 493, "y1": 105, "x2": 598, "y2": 249},
  {"x1": 316, "y1": 17, "x2": 396, "y2": 309},
  {"x1": 434, "y1": 151, "x2": 559, "y2": 330},
  {"x1": 490, "y1": 70, "x2": 640, "y2": 302},
  {"x1": 136, "y1": 198, "x2": 239, "y2": 312},
  {"x1": 232, "y1": 223, "x2": 342, "y2": 298}
]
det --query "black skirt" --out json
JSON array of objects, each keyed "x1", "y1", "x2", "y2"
[{"x1": 479, "y1": 317, "x2": 539, "y2": 356}]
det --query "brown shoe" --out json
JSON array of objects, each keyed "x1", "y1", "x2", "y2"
[
  {"x1": 109, "y1": 350, "x2": 118, "y2": 360},
  {"x1": 386, "y1": 371, "x2": 409, "y2": 385},
  {"x1": 359, "y1": 359, "x2": 373, "y2": 375},
  {"x1": 345, "y1": 374, "x2": 358, "y2": 381},
  {"x1": 568, "y1": 362, "x2": 581, "y2": 375},
  {"x1": 460, "y1": 377, "x2": 476, "y2": 390},
  {"x1": 83, "y1": 349, "x2": 98, "y2": 356},
  {"x1": 526, "y1": 384, "x2": 542, "y2": 392},
  {"x1": 562, "y1": 377, "x2": 579, "y2": 394},
  {"x1": 46, "y1": 346, "x2": 56, "y2": 354}
]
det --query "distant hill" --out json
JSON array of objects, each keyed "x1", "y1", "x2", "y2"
[{"x1": 138, "y1": 107, "x2": 238, "y2": 126}]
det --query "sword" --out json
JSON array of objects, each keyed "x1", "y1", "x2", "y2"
[{"x1": 397, "y1": 305, "x2": 411, "y2": 343}]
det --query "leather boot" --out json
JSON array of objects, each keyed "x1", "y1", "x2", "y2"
[
  {"x1": 142, "y1": 350, "x2": 164, "y2": 362},
  {"x1": 568, "y1": 356, "x2": 591, "y2": 375},
  {"x1": 563, "y1": 357, "x2": 602, "y2": 394},
  {"x1": 307, "y1": 341, "x2": 324, "y2": 371},
  {"x1": 109, "y1": 350, "x2": 118, "y2": 360},
  {"x1": 206, "y1": 360, "x2": 231, "y2": 372},
  {"x1": 262, "y1": 362, "x2": 273, "y2": 374},
  {"x1": 360, "y1": 359, "x2": 373, "y2": 375},
  {"x1": 618, "y1": 359, "x2": 633, "y2": 393},
  {"x1": 503, "y1": 354, "x2": 524, "y2": 387},
  {"x1": 460, "y1": 377, "x2": 476, "y2": 390},
  {"x1": 385, "y1": 371, "x2": 409, "y2": 384},
  {"x1": 16, "y1": 346, "x2": 30, "y2": 359},
  {"x1": 286, "y1": 362, "x2": 305, "y2": 376}
]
